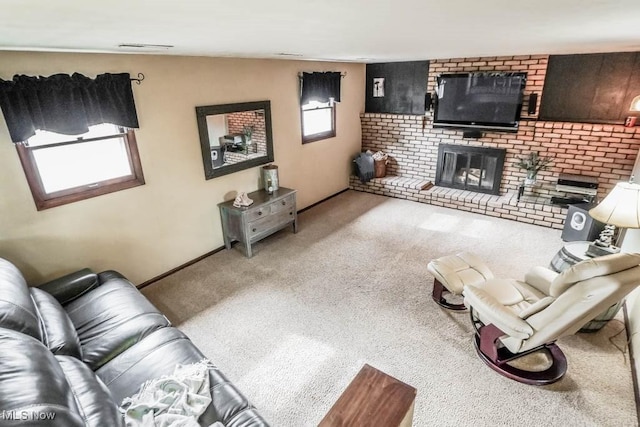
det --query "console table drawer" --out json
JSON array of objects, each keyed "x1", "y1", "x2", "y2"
[
  {"x1": 249, "y1": 209, "x2": 295, "y2": 238},
  {"x1": 271, "y1": 194, "x2": 295, "y2": 214},
  {"x1": 245, "y1": 205, "x2": 271, "y2": 222},
  {"x1": 243, "y1": 193, "x2": 293, "y2": 222},
  {"x1": 219, "y1": 187, "x2": 298, "y2": 258}
]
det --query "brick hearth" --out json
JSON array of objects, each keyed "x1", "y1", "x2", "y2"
[{"x1": 350, "y1": 176, "x2": 565, "y2": 229}]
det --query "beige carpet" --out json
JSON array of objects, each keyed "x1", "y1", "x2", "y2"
[{"x1": 143, "y1": 190, "x2": 637, "y2": 427}]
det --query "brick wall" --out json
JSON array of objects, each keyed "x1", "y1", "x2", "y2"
[
  {"x1": 360, "y1": 55, "x2": 640, "y2": 202},
  {"x1": 227, "y1": 110, "x2": 267, "y2": 154}
]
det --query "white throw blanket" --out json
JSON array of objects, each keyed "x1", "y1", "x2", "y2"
[{"x1": 120, "y1": 360, "x2": 220, "y2": 427}]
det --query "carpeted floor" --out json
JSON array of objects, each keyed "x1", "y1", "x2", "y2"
[{"x1": 143, "y1": 190, "x2": 637, "y2": 427}]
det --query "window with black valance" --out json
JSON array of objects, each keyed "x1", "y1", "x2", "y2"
[
  {"x1": 0, "y1": 72, "x2": 139, "y2": 143},
  {"x1": 0, "y1": 72, "x2": 144, "y2": 210},
  {"x1": 300, "y1": 72, "x2": 342, "y2": 144}
]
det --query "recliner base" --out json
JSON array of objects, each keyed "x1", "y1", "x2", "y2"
[
  {"x1": 474, "y1": 323, "x2": 567, "y2": 385},
  {"x1": 431, "y1": 279, "x2": 466, "y2": 311}
]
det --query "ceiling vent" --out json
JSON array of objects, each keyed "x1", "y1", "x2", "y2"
[{"x1": 118, "y1": 43, "x2": 174, "y2": 50}]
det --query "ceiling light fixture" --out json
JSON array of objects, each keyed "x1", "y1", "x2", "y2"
[
  {"x1": 630, "y1": 95, "x2": 640, "y2": 112},
  {"x1": 275, "y1": 53, "x2": 303, "y2": 57}
]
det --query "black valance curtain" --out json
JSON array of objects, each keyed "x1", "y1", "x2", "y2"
[
  {"x1": 0, "y1": 72, "x2": 139, "y2": 143},
  {"x1": 300, "y1": 72, "x2": 341, "y2": 105}
]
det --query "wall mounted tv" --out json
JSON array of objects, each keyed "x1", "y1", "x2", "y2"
[{"x1": 433, "y1": 72, "x2": 527, "y2": 133}]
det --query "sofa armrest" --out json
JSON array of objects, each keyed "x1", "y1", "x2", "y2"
[
  {"x1": 524, "y1": 266, "x2": 558, "y2": 296},
  {"x1": 464, "y1": 285, "x2": 534, "y2": 340},
  {"x1": 38, "y1": 268, "x2": 100, "y2": 305},
  {"x1": 98, "y1": 270, "x2": 127, "y2": 283}
]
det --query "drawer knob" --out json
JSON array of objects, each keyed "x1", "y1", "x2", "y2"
[
  {"x1": 252, "y1": 228, "x2": 256, "y2": 232},
  {"x1": 258, "y1": 211, "x2": 262, "y2": 215},
  {"x1": 282, "y1": 201, "x2": 286, "y2": 205},
  {"x1": 289, "y1": 212, "x2": 293, "y2": 215}
]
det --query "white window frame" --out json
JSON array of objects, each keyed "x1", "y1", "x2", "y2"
[{"x1": 301, "y1": 99, "x2": 336, "y2": 144}]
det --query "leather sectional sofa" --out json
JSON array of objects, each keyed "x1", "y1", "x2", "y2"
[{"x1": 0, "y1": 257, "x2": 269, "y2": 426}]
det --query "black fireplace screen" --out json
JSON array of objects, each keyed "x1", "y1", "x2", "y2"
[{"x1": 435, "y1": 144, "x2": 506, "y2": 195}]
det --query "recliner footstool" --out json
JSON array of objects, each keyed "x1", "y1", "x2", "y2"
[{"x1": 427, "y1": 252, "x2": 494, "y2": 310}]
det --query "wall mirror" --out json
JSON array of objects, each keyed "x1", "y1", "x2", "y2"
[{"x1": 196, "y1": 100, "x2": 274, "y2": 180}]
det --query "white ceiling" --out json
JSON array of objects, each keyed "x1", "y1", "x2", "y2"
[{"x1": 1, "y1": 0, "x2": 639, "y2": 62}]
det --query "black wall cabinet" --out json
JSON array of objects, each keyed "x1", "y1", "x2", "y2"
[
  {"x1": 539, "y1": 52, "x2": 640, "y2": 124},
  {"x1": 365, "y1": 61, "x2": 429, "y2": 115}
]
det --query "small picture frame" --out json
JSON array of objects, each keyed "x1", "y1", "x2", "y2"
[{"x1": 373, "y1": 78, "x2": 385, "y2": 97}]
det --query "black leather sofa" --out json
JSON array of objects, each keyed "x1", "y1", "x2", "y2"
[{"x1": 0, "y1": 257, "x2": 269, "y2": 426}]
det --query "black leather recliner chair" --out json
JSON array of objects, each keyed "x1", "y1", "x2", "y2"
[{"x1": 0, "y1": 257, "x2": 269, "y2": 426}]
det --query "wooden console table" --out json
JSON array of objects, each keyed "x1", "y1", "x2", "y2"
[
  {"x1": 219, "y1": 187, "x2": 297, "y2": 258},
  {"x1": 319, "y1": 364, "x2": 416, "y2": 427}
]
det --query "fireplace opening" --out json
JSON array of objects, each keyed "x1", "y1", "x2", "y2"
[{"x1": 435, "y1": 144, "x2": 506, "y2": 195}]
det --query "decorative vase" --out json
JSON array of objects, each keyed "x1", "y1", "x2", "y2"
[
  {"x1": 524, "y1": 170, "x2": 537, "y2": 186},
  {"x1": 262, "y1": 164, "x2": 279, "y2": 194}
]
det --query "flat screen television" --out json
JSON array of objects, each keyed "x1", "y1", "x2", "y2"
[{"x1": 433, "y1": 72, "x2": 527, "y2": 133}]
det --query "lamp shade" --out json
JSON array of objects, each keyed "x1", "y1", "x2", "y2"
[
  {"x1": 631, "y1": 95, "x2": 640, "y2": 112},
  {"x1": 589, "y1": 182, "x2": 640, "y2": 228}
]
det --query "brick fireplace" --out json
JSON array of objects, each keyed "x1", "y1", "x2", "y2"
[
  {"x1": 351, "y1": 54, "x2": 640, "y2": 229},
  {"x1": 435, "y1": 144, "x2": 505, "y2": 195}
]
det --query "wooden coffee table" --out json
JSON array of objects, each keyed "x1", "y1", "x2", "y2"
[{"x1": 319, "y1": 364, "x2": 417, "y2": 427}]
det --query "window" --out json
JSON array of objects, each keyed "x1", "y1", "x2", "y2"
[
  {"x1": 299, "y1": 71, "x2": 341, "y2": 143},
  {"x1": 16, "y1": 123, "x2": 144, "y2": 210},
  {"x1": 301, "y1": 99, "x2": 336, "y2": 144}
]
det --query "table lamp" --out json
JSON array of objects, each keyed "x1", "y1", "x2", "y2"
[{"x1": 587, "y1": 180, "x2": 640, "y2": 257}]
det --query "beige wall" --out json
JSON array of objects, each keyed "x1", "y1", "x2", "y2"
[{"x1": 0, "y1": 52, "x2": 365, "y2": 284}]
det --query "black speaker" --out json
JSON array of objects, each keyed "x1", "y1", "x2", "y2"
[
  {"x1": 527, "y1": 93, "x2": 538, "y2": 115},
  {"x1": 211, "y1": 147, "x2": 224, "y2": 167},
  {"x1": 561, "y1": 203, "x2": 605, "y2": 242}
]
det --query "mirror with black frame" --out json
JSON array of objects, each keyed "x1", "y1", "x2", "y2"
[{"x1": 196, "y1": 100, "x2": 274, "y2": 180}]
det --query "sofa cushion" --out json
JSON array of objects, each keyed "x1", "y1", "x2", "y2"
[
  {"x1": 56, "y1": 355, "x2": 124, "y2": 427},
  {"x1": 0, "y1": 258, "x2": 42, "y2": 340},
  {"x1": 97, "y1": 327, "x2": 267, "y2": 426},
  {"x1": 65, "y1": 278, "x2": 170, "y2": 370},
  {"x1": 31, "y1": 287, "x2": 82, "y2": 358},
  {"x1": 0, "y1": 328, "x2": 85, "y2": 426}
]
